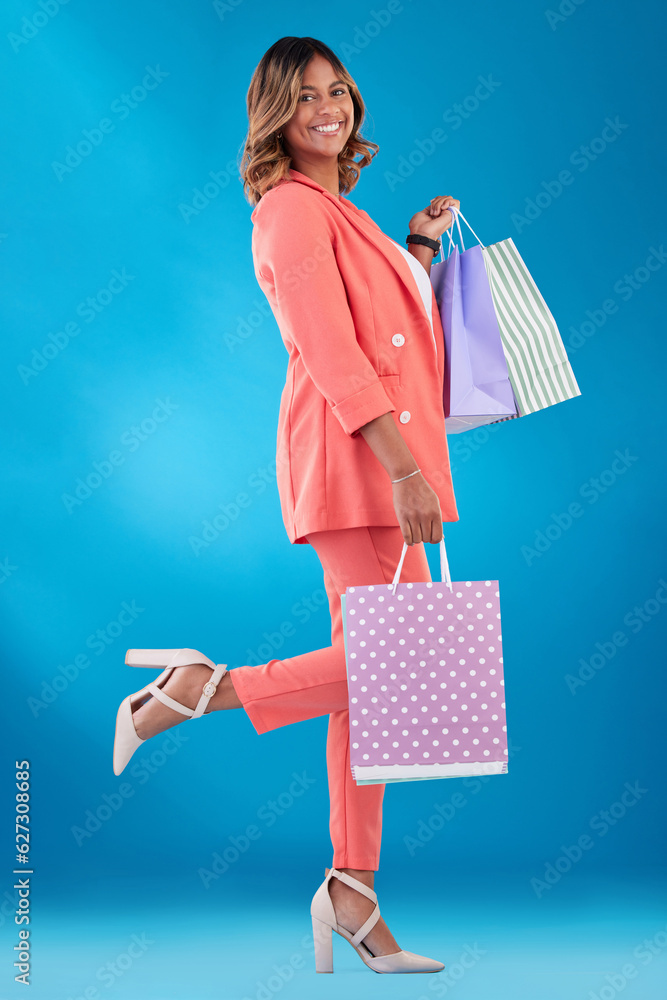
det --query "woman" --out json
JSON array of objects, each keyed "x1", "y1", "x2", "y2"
[{"x1": 113, "y1": 36, "x2": 460, "y2": 976}]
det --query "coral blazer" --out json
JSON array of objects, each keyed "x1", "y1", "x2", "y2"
[{"x1": 250, "y1": 167, "x2": 459, "y2": 545}]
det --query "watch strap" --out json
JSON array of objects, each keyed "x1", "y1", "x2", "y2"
[{"x1": 406, "y1": 233, "x2": 441, "y2": 255}]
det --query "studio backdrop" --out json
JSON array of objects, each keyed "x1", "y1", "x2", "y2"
[{"x1": 2, "y1": 0, "x2": 666, "y2": 998}]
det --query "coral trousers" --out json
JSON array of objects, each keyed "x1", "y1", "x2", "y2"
[{"x1": 228, "y1": 525, "x2": 432, "y2": 872}]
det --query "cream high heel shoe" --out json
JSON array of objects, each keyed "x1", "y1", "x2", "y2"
[
  {"x1": 113, "y1": 648, "x2": 227, "y2": 775},
  {"x1": 310, "y1": 868, "x2": 445, "y2": 974}
]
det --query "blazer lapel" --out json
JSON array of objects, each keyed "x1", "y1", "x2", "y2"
[{"x1": 286, "y1": 168, "x2": 430, "y2": 320}]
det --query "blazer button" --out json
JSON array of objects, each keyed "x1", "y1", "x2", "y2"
[
  {"x1": 392, "y1": 333, "x2": 405, "y2": 347},
  {"x1": 399, "y1": 411, "x2": 411, "y2": 423}
]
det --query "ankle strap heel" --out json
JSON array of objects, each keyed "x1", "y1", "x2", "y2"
[
  {"x1": 309, "y1": 866, "x2": 445, "y2": 974},
  {"x1": 113, "y1": 648, "x2": 227, "y2": 775}
]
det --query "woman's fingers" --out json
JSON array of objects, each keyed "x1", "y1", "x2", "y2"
[
  {"x1": 400, "y1": 514, "x2": 445, "y2": 545},
  {"x1": 402, "y1": 519, "x2": 444, "y2": 545},
  {"x1": 428, "y1": 196, "x2": 460, "y2": 218},
  {"x1": 394, "y1": 477, "x2": 443, "y2": 545}
]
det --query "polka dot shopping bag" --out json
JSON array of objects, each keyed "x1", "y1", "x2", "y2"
[{"x1": 341, "y1": 537, "x2": 508, "y2": 785}]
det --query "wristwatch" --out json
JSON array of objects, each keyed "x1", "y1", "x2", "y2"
[{"x1": 405, "y1": 233, "x2": 441, "y2": 256}]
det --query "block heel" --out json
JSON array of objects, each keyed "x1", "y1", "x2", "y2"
[{"x1": 312, "y1": 915, "x2": 333, "y2": 973}]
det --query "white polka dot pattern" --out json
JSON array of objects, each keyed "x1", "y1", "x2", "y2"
[{"x1": 343, "y1": 579, "x2": 507, "y2": 778}]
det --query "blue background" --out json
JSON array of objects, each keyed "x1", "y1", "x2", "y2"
[{"x1": 1, "y1": 0, "x2": 665, "y2": 997}]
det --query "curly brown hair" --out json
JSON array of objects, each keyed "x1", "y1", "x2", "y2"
[{"x1": 239, "y1": 36, "x2": 379, "y2": 207}]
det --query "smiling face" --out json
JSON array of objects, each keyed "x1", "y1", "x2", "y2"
[{"x1": 280, "y1": 52, "x2": 355, "y2": 170}]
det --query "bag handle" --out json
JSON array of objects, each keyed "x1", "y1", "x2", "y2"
[
  {"x1": 438, "y1": 205, "x2": 486, "y2": 263},
  {"x1": 390, "y1": 537, "x2": 453, "y2": 596}
]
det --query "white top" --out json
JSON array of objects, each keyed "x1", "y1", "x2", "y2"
[{"x1": 383, "y1": 236, "x2": 437, "y2": 354}]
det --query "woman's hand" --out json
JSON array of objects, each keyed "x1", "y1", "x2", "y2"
[
  {"x1": 408, "y1": 195, "x2": 461, "y2": 242},
  {"x1": 356, "y1": 412, "x2": 444, "y2": 545},
  {"x1": 392, "y1": 472, "x2": 443, "y2": 546}
]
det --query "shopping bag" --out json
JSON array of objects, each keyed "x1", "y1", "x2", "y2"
[
  {"x1": 341, "y1": 537, "x2": 508, "y2": 785},
  {"x1": 430, "y1": 225, "x2": 518, "y2": 434},
  {"x1": 443, "y1": 208, "x2": 581, "y2": 417}
]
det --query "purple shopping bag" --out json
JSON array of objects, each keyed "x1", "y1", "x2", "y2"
[
  {"x1": 341, "y1": 538, "x2": 508, "y2": 785},
  {"x1": 430, "y1": 216, "x2": 518, "y2": 433}
]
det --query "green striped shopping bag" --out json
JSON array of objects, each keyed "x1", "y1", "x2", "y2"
[{"x1": 446, "y1": 208, "x2": 581, "y2": 416}]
